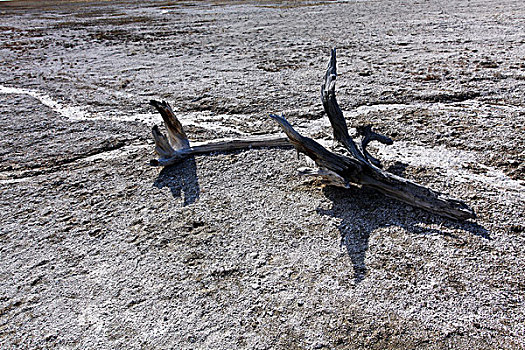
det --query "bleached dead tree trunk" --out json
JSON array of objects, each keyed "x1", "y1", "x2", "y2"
[{"x1": 149, "y1": 49, "x2": 475, "y2": 220}]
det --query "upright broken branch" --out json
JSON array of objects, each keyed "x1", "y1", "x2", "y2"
[
  {"x1": 150, "y1": 100, "x2": 190, "y2": 151},
  {"x1": 321, "y1": 48, "x2": 367, "y2": 164}
]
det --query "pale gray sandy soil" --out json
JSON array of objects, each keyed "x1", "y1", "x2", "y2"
[{"x1": 0, "y1": 0, "x2": 524, "y2": 349}]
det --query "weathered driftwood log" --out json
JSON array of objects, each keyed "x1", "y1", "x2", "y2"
[
  {"x1": 148, "y1": 49, "x2": 475, "y2": 220},
  {"x1": 270, "y1": 49, "x2": 475, "y2": 220}
]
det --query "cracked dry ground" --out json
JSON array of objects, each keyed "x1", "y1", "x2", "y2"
[{"x1": 0, "y1": 0, "x2": 524, "y2": 349}]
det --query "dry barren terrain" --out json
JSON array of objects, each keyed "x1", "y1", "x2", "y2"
[{"x1": 0, "y1": 0, "x2": 524, "y2": 349}]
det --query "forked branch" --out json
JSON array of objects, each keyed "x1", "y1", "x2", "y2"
[
  {"x1": 357, "y1": 124, "x2": 394, "y2": 168},
  {"x1": 149, "y1": 100, "x2": 291, "y2": 167}
]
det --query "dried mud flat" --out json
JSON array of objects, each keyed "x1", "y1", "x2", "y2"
[{"x1": 0, "y1": 0, "x2": 524, "y2": 349}]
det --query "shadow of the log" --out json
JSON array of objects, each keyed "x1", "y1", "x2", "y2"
[
  {"x1": 317, "y1": 186, "x2": 490, "y2": 284},
  {"x1": 386, "y1": 161, "x2": 409, "y2": 177},
  {"x1": 153, "y1": 156, "x2": 200, "y2": 206}
]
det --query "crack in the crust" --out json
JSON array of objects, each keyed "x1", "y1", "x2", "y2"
[
  {"x1": 355, "y1": 91, "x2": 482, "y2": 108},
  {"x1": 0, "y1": 141, "x2": 129, "y2": 181},
  {"x1": 55, "y1": 140, "x2": 128, "y2": 167},
  {"x1": 417, "y1": 91, "x2": 481, "y2": 103}
]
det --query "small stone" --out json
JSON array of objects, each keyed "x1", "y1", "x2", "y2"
[
  {"x1": 130, "y1": 218, "x2": 143, "y2": 226},
  {"x1": 88, "y1": 228, "x2": 102, "y2": 237},
  {"x1": 188, "y1": 335, "x2": 197, "y2": 343},
  {"x1": 44, "y1": 333, "x2": 57, "y2": 341}
]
